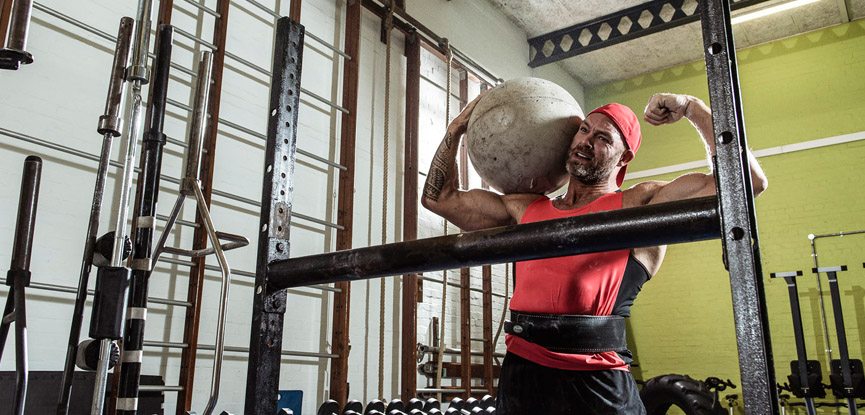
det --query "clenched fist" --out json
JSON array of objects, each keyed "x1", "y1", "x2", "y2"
[{"x1": 643, "y1": 93, "x2": 699, "y2": 126}]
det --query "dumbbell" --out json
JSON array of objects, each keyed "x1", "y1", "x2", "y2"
[
  {"x1": 318, "y1": 399, "x2": 340, "y2": 415},
  {"x1": 479, "y1": 395, "x2": 494, "y2": 411},
  {"x1": 464, "y1": 397, "x2": 480, "y2": 412},
  {"x1": 386, "y1": 398, "x2": 406, "y2": 414},
  {"x1": 407, "y1": 398, "x2": 425, "y2": 412},
  {"x1": 365, "y1": 399, "x2": 386, "y2": 415},
  {"x1": 448, "y1": 397, "x2": 464, "y2": 412},
  {"x1": 423, "y1": 398, "x2": 441, "y2": 413},
  {"x1": 344, "y1": 399, "x2": 364, "y2": 415}
]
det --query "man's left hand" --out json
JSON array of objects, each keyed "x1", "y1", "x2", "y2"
[{"x1": 643, "y1": 93, "x2": 694, "y2": 126}]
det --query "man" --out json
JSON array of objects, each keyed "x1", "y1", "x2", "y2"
[{"x1": 421, "y1": 92, "x2": 768, "y2": 414}]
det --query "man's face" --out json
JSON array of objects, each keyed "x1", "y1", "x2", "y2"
[{"x1": 566, "y1": 113, "x2": 630, "y2": 185}]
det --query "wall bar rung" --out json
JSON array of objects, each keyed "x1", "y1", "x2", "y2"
[
  {"x1": 239, "y1": 0, "x2": 351, "y2": 60},
  {"x1": 142, "y1": 340, "x2": 338, "y2": 358},
  {"x1": 0, "y1": 279, "x2": 191, "y2": 307},
  {"x1": 178, "y1": 0, "x2": 221, "y2": 18}
]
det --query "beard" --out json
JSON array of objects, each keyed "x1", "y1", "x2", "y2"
[{"x1": 566, "y1": 154, "x2": 619, "y2": 185}]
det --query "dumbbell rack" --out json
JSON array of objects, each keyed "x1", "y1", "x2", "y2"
[{"x1": 317, "y1": 395, "x2": 498, "y2": 415}]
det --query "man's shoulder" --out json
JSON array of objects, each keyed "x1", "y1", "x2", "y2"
[
  {"x1": 502, "y1": 193, "x2": 546, "y2": 222},
  {"x1": 622, "y1": 180, "x2": 667, "y2": 208},
  {"x1": 502, "y1": 192, "x2": 546, "y2": 204}
]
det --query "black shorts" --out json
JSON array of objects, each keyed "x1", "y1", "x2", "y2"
[{"x1": 496, "y1": 353, "x2": 646, "y2": 415}]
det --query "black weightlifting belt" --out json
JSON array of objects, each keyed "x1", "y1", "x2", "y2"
[{"x1": 504, "y1": 311, "x2": 627, "y2": 354}]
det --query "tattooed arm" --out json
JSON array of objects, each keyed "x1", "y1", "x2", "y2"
[{"x1": 421, "y1": 95, "x2": 533, "y2": 231}]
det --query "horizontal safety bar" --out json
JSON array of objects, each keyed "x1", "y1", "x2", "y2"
[{"x1": 267, "y1": 197, "x2": 722, "y2": 289}]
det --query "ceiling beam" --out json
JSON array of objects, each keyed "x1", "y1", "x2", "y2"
[
  {"x1": 836, "y1": 0, "x2": 851, "y2": 22},
  {"x1": 527, "y1": 0, "x2": 770, "y2": 68}
]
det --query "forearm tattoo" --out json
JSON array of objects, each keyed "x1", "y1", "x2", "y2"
[{"x1": 423, "y1": 131, "x2": 457, "y2": 202}]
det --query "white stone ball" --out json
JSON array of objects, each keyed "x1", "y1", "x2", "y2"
[{"x1": 466, "y1": 77, "x2": 583, "y2": 194}]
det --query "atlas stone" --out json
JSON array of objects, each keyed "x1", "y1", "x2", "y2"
[{"x1": 466, "y1": 77, "x2": 583, "y2": 195}]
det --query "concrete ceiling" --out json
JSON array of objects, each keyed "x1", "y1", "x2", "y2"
[{"x1": 488, "y1": 0, "x2": 865, "y2": 86}]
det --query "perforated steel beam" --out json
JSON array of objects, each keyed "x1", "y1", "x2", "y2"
[
  {"x1": 527, "y1": 0, "x2": 769, "y2": 67},
  {"x1": 244, "y1": 17, "x2": 303, "y2": 415},
  {"x1": 699, "y1": 0, "x2": 776, "y2": 413}
]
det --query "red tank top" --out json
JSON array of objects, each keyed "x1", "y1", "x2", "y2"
[{"x1": 506, "y1": 192, "x2": 630, "y2": 371}]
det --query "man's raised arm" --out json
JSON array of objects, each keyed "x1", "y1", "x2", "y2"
[
  {"x1": 638, "y1": 93, "x2": 768, "y2": 204},
  {"x1": 421, "y1": 96, "x2": 518, "y2": 231}
]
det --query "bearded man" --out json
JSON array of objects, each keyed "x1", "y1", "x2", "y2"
[{"x1": 421, "y1": 93, "x2": 768, "y2": 414}]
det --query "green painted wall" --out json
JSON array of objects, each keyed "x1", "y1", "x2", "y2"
[{"x1": 588, "y1": 20, "x2": 865, "y2": 411}]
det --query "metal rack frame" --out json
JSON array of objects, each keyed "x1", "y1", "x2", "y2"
[{"x1": 245, "y1": 1, "x2": 776, "y2": 414}]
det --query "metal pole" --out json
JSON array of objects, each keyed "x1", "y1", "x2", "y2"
[
  {"x1": 145, "y1": 43, "x2": 248, "y2": 415},
  {"x1": 0, "y1": 127, "x2": 342, "y2": 231},
  {"x1": 90, "y1": 340, "x2": 114, "y2": 415},
  {"x1": 809, "y1": 234, "x2": 835, "y2": 363},
  {"x1": 700, "y1": 0, "x2": 775, "y2": 413},
  {"x1": 115, "y1": 23, "x2": 172, "y2": 415},
  {"x1": 266, "y1": 197, "x2": 721, "y2": 289},
  {"x1": 179, "y1": 51, "x2": 233, "y2": 415},
  {"x1": 0, "y1": 0, "x2": 34, "y2": 69},
  {"x1": 244, "y1": 17, "x2": 303, "y2": 415},
  {"x1": 0, "y1": 279, "x2": 190, "y2": 306},
  {"x1": 183, "y1": 54, "x2": 211, "y2": 189},
  {"x1": 242, "y1": 0, "x2": 350, "y2": 60},
  {"x1": 361, "y1": 0, "x2": 501, "y2": 85},
  {"x1": 0, "y1": 156, "x2": 42, "y2": 415},
  {"x1": 194, "y1": 181, "x2": 233, "y2": 415},
  {"x1": 56, "y1": 17, "x2": 134, "y2": 415},
  {"x1": 97, "y1": 2, "x2": 152, "y2": 414},
  {"x1": 143, "y1": 340, "x2": 338, "y2": 358},
  {"x1": 126, "y1": 0, "x2": 152, "y2": 84}
]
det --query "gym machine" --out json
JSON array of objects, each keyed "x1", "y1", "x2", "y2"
[
  {"x1": 770, "y1": 270, "x2": 824, "y2": 415},
  {"x1": 813, "y1": 266, "x2": 865, "y2": 414},
  {"x1": 0, "y1": 0, "x2": 34, "y2": 69},
  {"x1": 769, "y1": 271, "x2": 826, "y2": 415},
  {"x1": 772, "y1": 266, "x2": 865, "y2": 414},
  {"x1": 0, "y1": 156, "x2": 43, "y2": 415}
]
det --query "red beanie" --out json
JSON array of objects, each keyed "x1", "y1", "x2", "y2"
[{"x1": 588, "y1": 103, "x2": 642, "y2": 187}]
